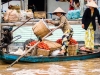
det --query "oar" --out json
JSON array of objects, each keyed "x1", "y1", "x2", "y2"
[
  {"x1": 7, "y1": 22, "x2": 64, "y2": 68},
  {"x1": 11, "y1": 18, "x2": 32, "y2": 33}
]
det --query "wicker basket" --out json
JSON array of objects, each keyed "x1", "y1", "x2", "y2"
[
  {"x1": 68, "y1": 44, "x2": 78, "y2": 56},
  {"x1": 43, "y1": 40, "x2": 62, "y2": 51},
  {"x1": 32, "y1": 19, "x2": 51, "y2": 38},
  {"x1": 37, "y1": 48, "x2": 50, "y2": 56}
]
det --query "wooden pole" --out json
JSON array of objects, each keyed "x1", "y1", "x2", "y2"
[
  {"x1": 7, "y1": 22, "x2": 64, "y2": 68},
  {"x1": 20, "y1": 0, "x2": 23, "y2": 10},
  {"x1": 8, "y1": 0, "x2": 9, "y2": 6},
  {"x1": 0, "y1": 0, "x2": 1, "y2": 44},
  {"x1": 79, "y1": 0, "x2": 84, "y2": 17}
]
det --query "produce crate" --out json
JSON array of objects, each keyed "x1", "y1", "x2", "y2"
[
  {"x1": 37, "y1": 48, "x2": 50, "y2": 56},
  {"x1": 34, "y1": 11, "x2": 46, "y2": 19}
]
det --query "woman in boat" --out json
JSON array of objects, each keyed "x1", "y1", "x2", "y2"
[
  {"x1": 46, "y1": 7, "x2": 73, "y2": 55},
  {"x1": 81, "y1": 0, "x2": 100, "y2": 51}
]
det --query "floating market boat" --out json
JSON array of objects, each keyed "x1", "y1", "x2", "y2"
[
  {"x1": 0, "y1": 19, "x2": 100, "y2": 68},
  {"x1": 0, "y1": 49, "x2": 100, "y2": 63}
]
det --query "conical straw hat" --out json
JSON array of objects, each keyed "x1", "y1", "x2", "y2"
[
  {"x1": 86, "y1": 1, "x2": 98, "y2": 8},
  {"x1": 52, "y1": 7, "x2": 66, "y2": 14}
]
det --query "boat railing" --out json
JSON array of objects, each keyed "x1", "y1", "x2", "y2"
[
  {"x1": 1, "y1": 18, "x2": 99, "y2": 26},
  {"x1": 1, "y1": 18, "x2": 82, "y2": 26}
]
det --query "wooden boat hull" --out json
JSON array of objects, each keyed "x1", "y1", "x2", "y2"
[{"x1": 0, "y1": 52, "x2": 100, "y2": 63}]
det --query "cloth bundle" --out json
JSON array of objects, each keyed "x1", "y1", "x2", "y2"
[
  {"x1": 4, "y1": 9, "x2": 20, "y2": 22},
  {"x1": 67, "y1": 10, "x2": 80, "y2": 20},
  {"x1": 25, "y1": 9, "x2": 33, "y2": 19},
  {"x1": 20, "y1": 10, "x2": 27, "y2": 20}
]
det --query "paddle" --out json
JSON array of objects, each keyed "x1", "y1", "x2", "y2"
[{"x1": 7, "y1": 22, "x2": 64, "y2": 68}]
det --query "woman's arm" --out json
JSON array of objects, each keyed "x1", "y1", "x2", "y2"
[
  {"x1": 46, "y1": 20, "x2": 59, "y2": 26},
  {"x1": 82, "y1": 8, "x2": 89, "y2": 29},
  {"x1": 82, "y1": 8, "x2": 88, "y2": 24},
  {"x1": 60, "y1": 16, "x2": 66, "y2": 28}
]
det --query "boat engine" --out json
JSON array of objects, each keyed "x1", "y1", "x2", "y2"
[{"x1": 0, "y1": 26, "x2": 13, "y2": 53}]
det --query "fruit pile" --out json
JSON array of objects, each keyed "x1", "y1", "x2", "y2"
[
  {"x1": 69, "y1": 38, "x2": 78, "y2": 45},
  {"x1": 28, "y1": 41, "x2": 50, "y2": 50},
  {"x1": 56, "y1": 38, "x2": 78, "y2": 45}
]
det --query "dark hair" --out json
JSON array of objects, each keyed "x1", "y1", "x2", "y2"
[
  {"x1": 8, "y1": 5, "x2": 13, "y2": 9},
  {"x1": 67, "y1": 0, "x2": 70, "y2": 2},
  {"x1": 53, "y1": 12, "x2": 66, "y2": 15}
]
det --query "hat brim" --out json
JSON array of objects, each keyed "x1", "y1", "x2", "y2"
[
  {"x1": 86, "y1": 4, "x2": 98, "y2": 8},
  {"x1": 52, "y1": 12, "x2": 66, "y2": 15}
]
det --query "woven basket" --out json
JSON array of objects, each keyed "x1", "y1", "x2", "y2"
[
  {"x1": 43, "y1": 40, "x2": 62, "y2": 53},
  {"x1": 32, "y1": 19, "x2": 51, "y2": 38},
  {"x1": 68, "y1": 44, "x2": 78, "y2": 56},
  {"x1": 37, "y1": 48, "x2": 50, "y2": 56}
]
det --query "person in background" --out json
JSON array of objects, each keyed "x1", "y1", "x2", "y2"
[
  {"x1": 46, "y1": 7, "x2": 73, "y2": 55},
  {"x1": 31, "y1": 4, "x2": 37, "y2": 13},
  {"x1": 81, "y1": 0, "x2": 100, "y2": 51},
  {"x1": 68, "y1": 0, "x2": 80, "y2": 10},
  {"x1": 69, "y1": 0, "x2": 74, "y2": 10},
  {"x1": 73, "y1": 0, "x2": 80, "y2": 9}
]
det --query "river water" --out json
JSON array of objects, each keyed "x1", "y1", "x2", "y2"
[
  {"x1": 0, "y1": 25, "x2": 100, "y2": 75},
  {"x1": 0, "y1": 58, "x2": 100, "y2": 75}
]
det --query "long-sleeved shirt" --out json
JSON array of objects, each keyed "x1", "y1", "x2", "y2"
[
  {"x1": 54, "y1": 15, "x2": 71, "y2": 33},
  {"x1": 82, "y1": 8, "x2": 100, "y2": 31}
]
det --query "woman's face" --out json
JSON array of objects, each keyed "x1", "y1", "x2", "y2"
[
  {"x1": 89, "y1": 6, "x2": 94, "y2": 9},
  {"x1": 56, "y1": 12, "x2": 62, "y2": 17}
]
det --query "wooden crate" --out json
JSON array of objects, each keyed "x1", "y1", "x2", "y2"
[{"x1": 34, "y1": 11, "x2": 46, "y2": 19}]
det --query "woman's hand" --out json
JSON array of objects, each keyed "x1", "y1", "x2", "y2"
[
  {"x1": 46, "y1": 20, "x2": 51, "y2": 23},
  {"x1": 46, "y1": 20, "x2": 54, "y2": 25},
  {"x1": 50, "y1": 28, "x2": 55, "y2": 31},
  {"x1": 82, "y1": 24, "x2": 84, "y2": 29}
]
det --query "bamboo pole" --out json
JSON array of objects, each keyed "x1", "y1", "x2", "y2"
[{"x1": 7, "y1": 22, "x2": 64, "y2": 68}]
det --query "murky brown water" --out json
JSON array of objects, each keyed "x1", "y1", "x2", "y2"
[{"x1": 0, "y1": 58, "x2": 100, "y2": 75}]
